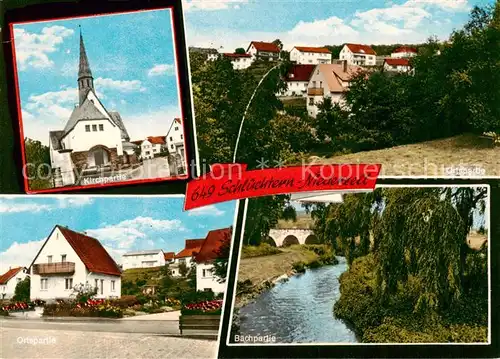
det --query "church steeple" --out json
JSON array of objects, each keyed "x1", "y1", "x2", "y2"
[{"x1": 78, "y1": 27, "x2": 94, "y2": 105}]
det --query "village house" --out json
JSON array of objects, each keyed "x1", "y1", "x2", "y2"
[
  {"x1": 122, "y1": 249, "x2": 166, "y2": 270},
  {"x1": 29, "y1": 225, "x2": 121, "y2": 301},
  {"x1": 49, "y1": 32, "x2": 137, "y2": 187},
  {"x1": 278, "y1": 64, "x2": 315, "y2": 97},
  {"x1": 339, "y1": 43, "x2": 377, "y2": 66},
  {"x1": 306, "y1": 61, "x2": 363, "y2": 118},
  {"x1": 135, "y1": 136, "x2": 166, "y2": 160},
  {"x1": 222, "y1": 53, "x2": 253, "y2": 70},
  {"x1": 165, "y1": 118, "x2": 186, "y2": 175},
  {"x1": 188, "y1": 47, "x2": 220, "y2": 61},
  {"x1": 391, "y1": 46, "x2": 418, "y2": 58},
  {"x1": 170, "y1": 238, "x2": 205, "y2": 277},
  {"x1": 383, "y1": 58, "x2": 412, "y2": 73},
  {"x1": 0, "y1": 267, "x2": 27, "y2": 300},
  {"x1": 246, "y1": 41, "x2": 281, "y2": 61},
  {"x1": 164, "y1": 251, "x2": 175, "y2": 264},
  {"x1": 289, "y1": 46, "x2": 332, "y2": 65},
  {"x1": 194, "y1": 227, "x2": 231, "y2": 294}
]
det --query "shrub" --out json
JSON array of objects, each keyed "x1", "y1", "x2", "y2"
[
  {"x1": 292, "y1": 261, "x2": 306, "y2": 273},
  {"x1": 110, "y1": 295, "x2": 139, "y2": 309},
  {"x1": 181, "y1": 300, "x2": 223, "y2": 315},
  {"x1": 242, "y1": 243, "x2": 282, "y2": 258},
  {"x1": 13, "y1": 277, "x2": 30, "y2": 302}
]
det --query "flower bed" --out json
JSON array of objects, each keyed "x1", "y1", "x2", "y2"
[
  {"x1": 1, "y1": 300, "x2": 46, "y2": 312},
  {"x1": 181, "y1": 300, "x2": 223, "y2": 315},
  {"x1": 44, "y1": 298, "x2": 123, "y2": 318}
]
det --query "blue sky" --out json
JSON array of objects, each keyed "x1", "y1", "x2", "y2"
[
  {"x1": 12, "y1": 8, "x2": 182, "y2": 145},
  {"x1": 0, "y1": 196, "x2": 236, "y2": 272},
  {"x1": 183, "y1": 0, "x2": 495, "y2": 51}
]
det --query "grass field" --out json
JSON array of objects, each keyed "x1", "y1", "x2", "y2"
[
  {"x1": 122, "y1": 267, "x2": 164, "y2": 285},
  {"x1": 311, "y1": 134, "x2": 500, "y2": 177}
]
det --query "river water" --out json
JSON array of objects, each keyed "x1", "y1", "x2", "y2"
[{"x1": 237, "y1": 256, "x2": 358, "y2": 343}]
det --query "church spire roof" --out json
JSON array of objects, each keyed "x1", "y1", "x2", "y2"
[{"x1": 78, "y1": 28, "x2": 93, "y2": 79}]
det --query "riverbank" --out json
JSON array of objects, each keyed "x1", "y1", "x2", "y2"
[{"x1": 235, "y1": 244, "x2": 337, "y2": 309}]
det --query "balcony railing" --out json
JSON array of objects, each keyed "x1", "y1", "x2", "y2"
[
  {"x1": 308, "y1": 87, "x2": 324, "y2": 96},
  {"x1": 33, "y1": 262, "x2": 75, "y2": 275}
]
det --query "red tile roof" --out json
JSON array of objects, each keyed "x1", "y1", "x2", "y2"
[
  {"x1": 393, "y1": 46, "x2": 417, "y2": 54},
  {"x1": 248, "y1": 41, "x2": 280, "y2": 53},
  {"x1": 195, "y1": 228, "x2": 232, "y2": 263},
  {"x1": 164, "y1": 252, "x2": 175, "y2": 261},
  {"x1": 174, "y1": 118, "x2": 182, "y2": 124},
  {"x1": 384, "y1": 58, "x2": 411, "y2": 66},
  {"x1": 286, "y1": 64, "x2": 316, "y2": 82},
  {"x1": 147, "y1": 136, "x2": 166, "y2": 145},
  {"x1": 223, "y1": 53, "x2": 252, "y2": 58},
  {"x1": 175, "y1": 238, "x2": 205, "y2": 258},
  {"x1": 0, "y1": 267, "x2": 23, "y2": 285},
  {"x1": 57, "y1": 226, "x2": 121, "y2": 276},
  {"x1": 294, "y1": 46, "x2": 331, "y2": 54},
  {"x1": 345, "y1": 43, "x2": 377, "y2": 55}
]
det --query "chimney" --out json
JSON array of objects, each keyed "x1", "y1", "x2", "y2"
[{"x1": 343, "y1": 60, "x2": 347, "y2": 73}]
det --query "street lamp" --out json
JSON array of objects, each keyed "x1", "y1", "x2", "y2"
[{"x1": 232, "y1": 64, "x2": 281, "y2": 163}]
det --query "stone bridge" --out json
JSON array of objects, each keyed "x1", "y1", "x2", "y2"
[{"x1": 267, "y1": 229, "x2": 318, "y2": 247}]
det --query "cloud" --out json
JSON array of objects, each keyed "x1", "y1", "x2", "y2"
[
  {"x1": 0, "y1": 197, "x2": 93, "y2": 214},
  {"x1": 403, "y1": 0, "x2": 470, "y2": 12},
  {"x1": 289, "y1": 16, "x2": 358, "y2": 38},
  {"x1": 85, "y1": 216, "x2": 186, "y2": 250},
  {"x1": 147, "y1": 64, "x2": 176, "y2": 77},
  {"x1": 13, "y1": 26, "x2": 74, "y2": 70},
  {"x1": 94, "y1": 77, "x2": 146, "y2": 92},
  {"x1": 183, "y1": 0, "x2": 248, "y2": 11},
  {"x1": 0, "y1": 239, "x2": 45, "y2": 273},
  {"x1": 57, "y1": 197, "x2": 94, "y2": 208},
  {"x1": 0, "y1": 202, "x2": 52, "y2": 214},
  {"x1": 125, "y1": 107, "x2": 182, "y2": 142},
  {"x1": 188, "y1": 205, "x2": 225, "y2": 216}
]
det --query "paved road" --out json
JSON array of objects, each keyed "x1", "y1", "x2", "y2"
[
  {"x1": 1, "y1": 327, "x2": 217, "y2": 359},
  {"x1": 0, "y1": 318, "x2": 180, "y2": 335},
  {"x1": 129, "y1": 157, "x2": 171, "y2": 180}
]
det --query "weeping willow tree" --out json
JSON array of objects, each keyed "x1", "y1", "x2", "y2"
[
  {"x1": 306, "y1": 190, "x2": 382, "y2": 263},
  {"x1": 374, "y1": 187, "x2": 485, "y2": 312}
]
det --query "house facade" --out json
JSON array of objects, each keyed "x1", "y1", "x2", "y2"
[
  {"x1": 165, "y1": 118, "x2": 186, "y2": 175},
  {"x1": 189, "y1": 47, "x2": 220, "y2": 61},
  {"x1": 246, "y1": 41, "x2": 281, "y2": 61},
  {"x1": 164, "y1": 252, "x2": 175, "y2": 264},
  {"x1": 122, "y1": 250, "x2": 166, "y2": 270},
  {"x1": 278, "y1": 64, "x2": 315, "y2": 97},
  {"x1": 391, "y1": 46, "x2": 418, "y2": 59},
  {"x1": 0, "y1": 267, "x2": 27, "y2": 300},
  {"x1": 29, "y1": 225, "x2": 121, "y2": 301},
  {"x1": 383, "y1": 58, "x2": 412, "y2": 73},
  {"x1": 339, "y1": 44, "x2": 377, "y2": 66},
  {"x1": 49, "y1": 32, "x2": 137, "y2": 187},
  {"x1": 170, "y1": 238, "x2": 205, "y2": 277},
  {"x1": 138, "y1": 136, "x2": 165, "y2": 160},
  {"x1": 289, "y1": 46, "x2": 332, "y2": 65},
  {"x1": 194, "y1": 228, "x2": 231, "y2": 294},
  {"x1": 223, "y1": 53, "x2": 253, "y2": 70},
  {"x1": 306, "y1": 62, "x2": 363, "y2": 118}
]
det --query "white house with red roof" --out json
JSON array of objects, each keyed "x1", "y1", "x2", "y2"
[
  {"x1": 223, "y1": 53, "x2": 254, "y2": 70},
  {"x1": 307, "y1": 62, "x2": 363, "y2": 118},
  {"x1": 246, "y1": 41, "x2": 281, "y2": 61},
  {"x1": 278, "y1": 64, "x2": 316, "y2": 97},
  {"x1": 29, "y1": 225, "x2": 121, "y2": 301},
  {"x1": 339, "y1": 43, "x2": 377, "y2": 66},
  {"x1": 170, "y1": 238, "x2": 205, "y2": 277},
  {"x1": 290, "y1": 46, "x2": 332, "y2": 65},
  {"x1": 391, "y1": 46, "x2": 418, "y2": 59},
  {"x1": 0, "y1": 267, "x2": 27, "y2": 300},
  {"x1": 194, "y1": 228, "x2": 232, "y2": 294},
  {"x1": 383, "y1": 58, "x2": 412, "y2": 73},
  {"x1": 136, "y1": 136, "x2": 166, "y2": 160},
  {"x1": 165, "y1": 118, "x2": 186, "y2": 175}
]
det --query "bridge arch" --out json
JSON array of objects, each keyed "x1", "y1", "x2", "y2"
[
  {"x1": 282, "y1": 235, "x2": 299, "y2": 247},
  {"x1": 262, "y1": 236, "x2": 277, "y2": 247},
  {"x1": 268, "y1": 228, "x2": 315, "y2": 247},
  {"x1": 305, "y1": 234, "x2": 319, "y2": 244}
]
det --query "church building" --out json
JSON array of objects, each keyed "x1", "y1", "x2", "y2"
[{"x1": 49, "y1": 31, "x2": 138, "y2": 186}]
